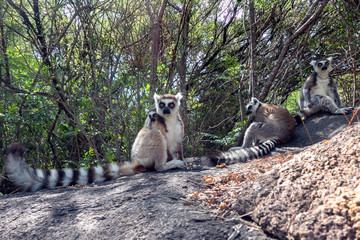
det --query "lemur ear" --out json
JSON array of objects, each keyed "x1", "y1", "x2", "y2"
[
  {"x1": 175, "y1": 92, "x2": 183, "y2": 101},
  {"x1": 145, "y1": 108, "x2": 150, "y2": 114},
  {"x1": 327, "y1": 57, "x2": 333, "y2": 63},
  {"x1": 310, "y1": 60, "x2": 316, "y2": 67},
  {"x1": 251, "y1": 97, "x2": 258, "y2": 104},
  {"x1": 154, "y1": 93, "x2": 160, "y2": 103}
]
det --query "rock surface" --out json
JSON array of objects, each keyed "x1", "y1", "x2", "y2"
[
  {"x1": 275, "y1": 111, "x2": 356, "y2": 153},
  {"x1": 0, "y1": 168, "x2": 276, "y2": 240},
  {"x1": 235, "y1": 113, "x2": 360, "y2": 239},
  {"x1": 0, "y1": 111, "x2": 358, "y2": 239}
]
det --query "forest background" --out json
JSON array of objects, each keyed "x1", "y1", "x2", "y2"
[{"x1": 0, "y1": 0, "x2": 359, "y2": 169}]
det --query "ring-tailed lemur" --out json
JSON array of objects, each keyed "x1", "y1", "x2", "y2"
[
  {"x1": 4, "y1": 94, "x2": 186, "y2": 192},
  {"x1": 295, "y1": 57, "x2": 352, "y2": 123},
  {"x1": 154, "y1": 92, "x2": 184, "y2": 161},
  {"x1": 197, "y1": 97, "x2": 295, "y2": 167},
  {"x1": 131, "y1": 107, "x2": 185, "y2": 171}
]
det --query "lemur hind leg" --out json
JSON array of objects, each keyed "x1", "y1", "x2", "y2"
[
  {"x1": 241, "y1": 122, "x2": 280, "y2": 148},
  {"x1": 313, "y1": 95, "x2": 351, "y2": 114}
]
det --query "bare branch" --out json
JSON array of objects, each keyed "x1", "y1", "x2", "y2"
[{"x1": 259, "y1": 0, "x2": 330, "y2": 101}]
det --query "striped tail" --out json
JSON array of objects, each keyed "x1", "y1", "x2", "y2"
[
  {"x1": 5, "y1": 143, "x2": 135, "y2": 192},
  {"x1": 202, "y1": 139, "x2": 279, "y2": 166}
]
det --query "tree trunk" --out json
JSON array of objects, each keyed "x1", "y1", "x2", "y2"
[
  {"x1": 248, "y1": 0, "x2": 258, "y2": 98},
  {"x1": 179, "y1": 1, "x2": 192, "y2": 140},
  {"x1": 0, "y1": 4, "x2": 10, "y2": 85},
  {"x1": 146, "y1": 0, "x2": 168, "y2": 102}
]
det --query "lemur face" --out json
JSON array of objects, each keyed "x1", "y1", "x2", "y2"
[
  {"x1": 145, "y1": 107, "x2": 166, "y2": 128},
  {"x1": 245, "y1": 97, "x2": 260, "y2": 116},
  {"x1": 158, "y1": 99, "x2": 176, "y2": 114},
  {"x1": 154, "y1": 93, "x2": 182, "y2": 117},
  {"x1": 146, "y1": 109, "x2": 157, "y2": 122},
  {"x1": 310, "y1": 57, "x2": 333, "y2": 73}
]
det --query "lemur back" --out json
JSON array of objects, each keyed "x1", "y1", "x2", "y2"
[
  {"x1": 131, "y1": 108, "x2": 167, "y2": 170},
  {"x1": 198, "y1": 98, "x2": 294, "y2": 167},
  {"x1": 253, "y1": 101, "x2": 295, "y2": 144},
  {"x1": 131, "y1": 107, "x2": 185, "y2": 171},
  {"x1": 296, "y1": 57, "x2": 351, "y2": 122},
  {"x1": 237, "y1": 97, "x2": 294, "y2": 147}
]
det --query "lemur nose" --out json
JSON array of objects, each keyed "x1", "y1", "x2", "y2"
[
  {"x1": 321, "y1": 66, "x2": 328, "y2": 71},
  {"x1": 163, "y1": 107, "x2": 171, "y2": 114}
]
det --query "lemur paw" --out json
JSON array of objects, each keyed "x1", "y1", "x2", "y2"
[
  {"x1": 335, "y1": 107, "x2": 351, "y2": 114},
  {"x1": 343, "y1": 107, "x2": 352, "y2": 113},
  {"x1": 168, "y1": 159, "x2": 187, "y2": 169},
  {"x1": 342, "y1": 107, "x2": 353, "y2": 113}
]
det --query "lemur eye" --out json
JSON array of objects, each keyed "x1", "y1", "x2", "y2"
[
  {"x1": 168, "y1": 103, "x2": 175, "y2": 109},
  {"x1": 318, "y1": 63, "x2": 323, "y2": 67},
  {"x1": 159, "y1": 102, "x2": 165, "y2": 108},
  {"x1": 248, "y1": 106, "x2": 252, "y2": 110},
  {"x1": 325, "y1": 62, "x2": 329, "y2": 66}
]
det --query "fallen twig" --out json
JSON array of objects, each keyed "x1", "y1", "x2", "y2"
[{"x1": 348, "y1": 107, "x2": 360, "y2": 127}]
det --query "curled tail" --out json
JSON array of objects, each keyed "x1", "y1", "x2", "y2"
[
  {"x1": 199, "y1": 139, "x2": 279, "y2": 167},
  {"x1": 5, "y1": 143, "x2": 135, "y2": 192}
]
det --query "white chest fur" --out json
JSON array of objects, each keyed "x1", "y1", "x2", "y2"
[
  {"x1": 310, "y1": 77, "x2": 330, "y2": 96},
  {"x1": 164, "y1": 115, "x2": 183, "y2": 157}
]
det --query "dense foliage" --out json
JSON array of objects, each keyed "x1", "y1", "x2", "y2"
[{"x1": 0, "y1": 0, "x2": 359, "y2": 168}]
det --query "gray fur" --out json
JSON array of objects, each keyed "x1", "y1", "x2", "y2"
[
  {"x1": 239, "y1": 97, "x2": 295, "y2": 148},
  {"x1": 202, "y1": 98, "x2": 294, "y2": 167},
  {"x1": 297, "y1": 57, "x2": 351, "y2": 121}
]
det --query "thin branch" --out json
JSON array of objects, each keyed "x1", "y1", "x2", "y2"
[{"x1": 260, "y1": 0, "x2": 330, "y2": 101}]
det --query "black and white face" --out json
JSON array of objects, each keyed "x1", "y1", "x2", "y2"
[
  {"x1": 145, "y1": 108, "x2": 157, "y2": 122},
  {"x1": 245, "y1": 97, "x2": 260, "y2": 116},
  {"x1": 146, "y1": 109, "x2": 157, "y2": 122},
  {"x1": 311, "y1": 57, "x2": 333, "y2": 73},
  {"x1": 154, "y1": 93, "x2": 182, "y2": 117},
  {"x1": 158, "y1": 99, "x2": 176, "y2": 115}
]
